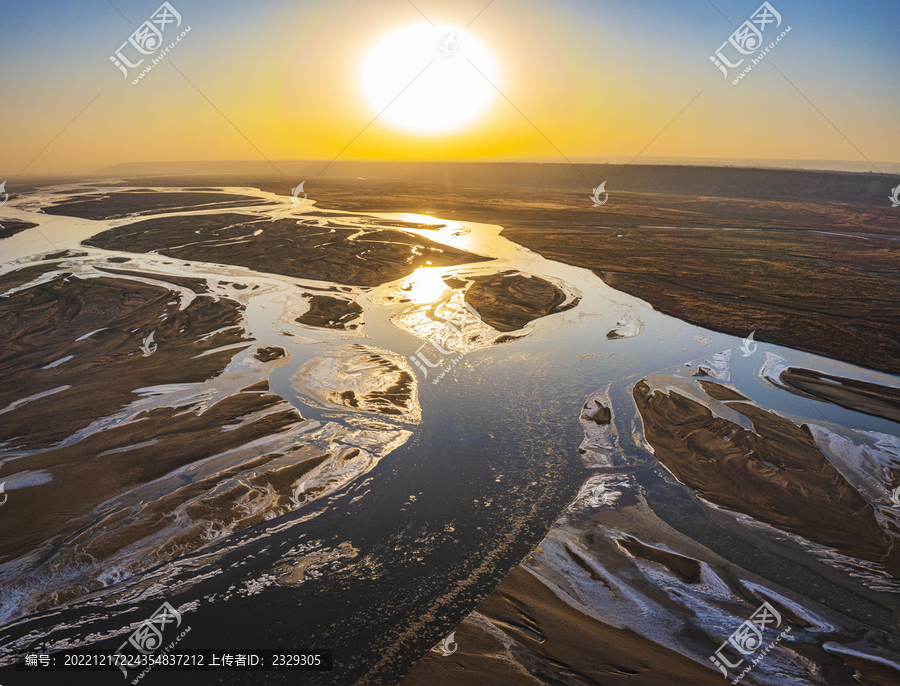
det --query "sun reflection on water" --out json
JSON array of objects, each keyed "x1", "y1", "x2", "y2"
[{"x1": 403, "y1": 268, "x2": 448, "y2": 304}]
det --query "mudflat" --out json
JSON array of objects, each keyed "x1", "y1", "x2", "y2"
[
  {"x1": 779, "y1": 366, "x2": 900, "y2": 422},
  {"x1": 42, "y1": 190, "x2": 272, "y2": 219},
  {"x1": 403, "y1": 566, "x2": 723, "y2": 686},
  {"x1": 262, "y1": 177, "x2": 900, "y2": 375},
  {"x1": 0, "y1": 219, "x2": 37, "y2": 239},
  {"x1": 632, "y1": 380, "x2": 899, "y2": 574},
  {"x1": 84, "y1": 213, "x2": 491, "y2": 287},
  {"x1": 462, "y1": 270, "x2": 577, "y2": 332}
]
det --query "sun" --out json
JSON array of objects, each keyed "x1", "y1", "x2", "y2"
[{"x1": 361, "y1": 25, "x2": 498, "y2": 134}]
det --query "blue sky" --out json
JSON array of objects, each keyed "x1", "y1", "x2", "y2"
[{"x1": 0, "y1": 0, "x2": 897, "y2": 174}]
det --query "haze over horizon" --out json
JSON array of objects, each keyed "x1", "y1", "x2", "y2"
[{"x1": 9, "y1": 157, "x2": 900, "y2": 180}]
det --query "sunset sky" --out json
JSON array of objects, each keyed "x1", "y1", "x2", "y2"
[{"x1": 1, "y1": 0, "x2": 898, "y2": 175}]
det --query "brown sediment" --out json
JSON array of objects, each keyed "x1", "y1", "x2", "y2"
[
  {"x1": 779, "y1": 367, "x2": 900, "y2": 423},
  {"x1": 0, "y1": 272, "x2": 250, "y2": 451},
  {"x1": 405, "y1": 467, "x2": 899, "y2": 686},
  {"x1": 615, "y1": 536, "x2": 702, "y2": 585},
  {"x1": 462, "y1": 271, "x2": 577, "y2": 332},
  {"x1": 357, "y1": 217, "x2": 446, "y2": 230},
  {"x1": 507, "y1": 225, "x2": 900, "y2": 375},
  {"x1": 83, "y1": 213, "x2": 490, "y2": 287},
  {"x1": 442, "y1": 277, "x2": 467, "y2": 290},
  {"x1": 273, "y1": 178, "x2": 900, "y2": 374},
  {"x1": 94, "y1": 266, "x2": 213, "y2": 293},
  {"x1": 402, "y1": 567, "x2": 722, "y2": 686},
  {"x1": 363, "y1": 366, "x2": 416, "y2": 415},
  {"x1": 44, "y1": 250, "x2": 88, "y2": 260},
  {"x1": 292, "y1": 345, "x2": 420, "y2": 419},
  {"x1": 42, "y1": 191, "x2": 269, "y2": 219},
  {"x1": 4, "y1": 445, "x2": 343, "y2": 615},
  {"x1": 750, "y1": 594, "x2": 815, "y2": 630},
  {"x1": 823, "y1": 646, "x2": 900, "y2": 686},
  {"x1": 254, "y1": 346, "x2": 286, "y2": 362},
  {"x1": 494, "y1": 333, "x2": 527, "y2": 344},
  {"x1": 0, "y1": 356, "x2": 363, "y2": 620},
  {"x1": 78, "y1": 451, "x2": 279, "y2": 565},
  {"x1": 0, "y1": 219, "x2": 38, "y2": 239},
  {"x1": 564, "y1": 544, "x2": 606, "y2": 583},
  {"x1": 0, "y1": 387, "x2": 308, "y2": 563},
  {"x1": 697, "y1": 381, "x2": 749, "y2": 402},
  {"x1": 632, "y1": 381, "x2": 900, "y2": 575},
  {"x1": 0, "y1": 262, "x2": 62, "y2": 292},
  {"x1": 295, "y1": 294, "x2": 363, "y2": 330},
  {"x1": 582, "y1": 398, "x2": 611, "y2": 425},
  {"x1": 247, "y1": 447, "x2": 333, "y2": 503},
  {"x1": 0, "y1": 264, "x2": 348, "y2": 608},
  {"x1": 340, "y1": 390, "x2": 360, "y2": 408}
]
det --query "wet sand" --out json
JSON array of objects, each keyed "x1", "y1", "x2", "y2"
[
  {"x1": 633, "y1": 380, "x2": 900, "y2": 574},
  {"x1": 85, "y1": 213, "x2": 491, "y2": 287},
  {"x1": 779, "y1": 367, "x2": 900, "y2": 423},
  {"x1": 0, "y1": 246, "x2": 413, "y2": 624},
  {"x1": 295, "y1": 294, "x2": 363, "y2": 330},
  {"x1": 0, "y1": 219, "x2": 37, "y2": 240},
  {"x1": 403, "y1": 566, "x2": 723, "y2": 686},
  {"x1": 0, "y1": 264, "x2": 319, "y2": 614},
  {"x1": 42, "y1": 189, "x2": 272, "y2": 219},
  {"x1": 272, "y1": 179, "x2": 900, "y2": 376},
  {"x1": 462, "y1": 270, "x2": 578, "y2": 332},
  {"x1": 0, "y1": 264, "x2": 250, "y2": 451}
]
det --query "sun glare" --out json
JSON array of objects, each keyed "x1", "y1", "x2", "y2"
[
  {"x1": 405, "y1": 268, "x2": 449, "y2": 304},
  {"x1": 361, "y1": 25, "x2": 498, "y2": 134}
]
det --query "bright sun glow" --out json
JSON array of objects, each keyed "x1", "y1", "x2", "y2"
[
  {"x1": 405, "y1": 268, "x2": 448, "y2": 304},
  {"x1": 361, "y1": 25, "x2": 498, "y2": 134}
]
